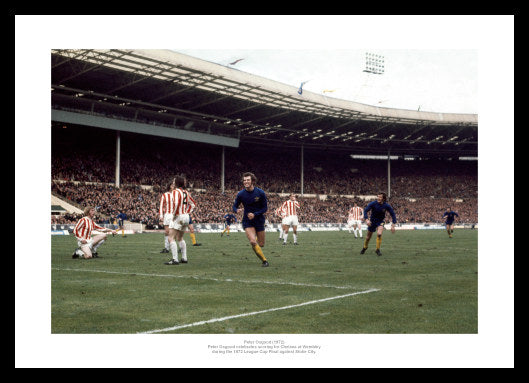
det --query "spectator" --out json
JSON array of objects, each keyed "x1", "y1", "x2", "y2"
[{"x1": 51, "y1": 127, "x2": 477, "y2": 225}]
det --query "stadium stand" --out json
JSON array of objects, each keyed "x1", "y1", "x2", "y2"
[
  {"x1": 52, "y1": 126, "x2": 477, "y2": 227},
  {"x1": 51, "y1": 50, "x2": 477, "y2": 229}
]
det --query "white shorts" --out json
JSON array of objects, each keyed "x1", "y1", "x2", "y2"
[
  {"x1": 348, "y1": 219, "x2": 362, "y2": 227},
  {"x1": 169, "y1": 213, "x2": 190, "y2": 231},
  {"x1": 283, "y1": 215, "x2": 299, "y2": 226},
  {"x1": 162, "y1": 213, "x2": 173, "y2": 226},
  {"x1": 77, "y1": 238, "x2": 93, "y2": 249}
]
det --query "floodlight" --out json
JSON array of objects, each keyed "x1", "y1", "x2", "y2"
[{"x1": 363, "y1": 52, "x2": 385, "y2": 74}]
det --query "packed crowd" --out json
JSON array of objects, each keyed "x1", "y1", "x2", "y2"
[
  {"x1": 51, "y1": 126, "x2": 478, "y2": 226},
  {"x1": 52, "y1": 181, "x2": 478, "y2": 227},
  {"x1": 52, "y1": 127, "x2": 477, "y2": 197}
]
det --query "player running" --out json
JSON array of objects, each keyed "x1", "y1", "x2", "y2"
[
  {"x1": 443, "y1": 207, "x2": 460, "y2": 238},
  {"x1": 360, "y1": 193, "x2": 397, "y2": 256},
  {"x1": 221, "y1": 213, "x2": 237, "y2": 237},
  {"x1": 188, "y1": 213, "x2": 202, "y2": 246},
  {"x1": 116, "y1": 211, "x2": 128, "y2": 237},
  {"x1": 232, "y1": 172, "x2": 269, "y2": 267}
]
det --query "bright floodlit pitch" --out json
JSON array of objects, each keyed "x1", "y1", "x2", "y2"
[{"x1": 51, "y1": 230, "x2": 477, "y2": 334}]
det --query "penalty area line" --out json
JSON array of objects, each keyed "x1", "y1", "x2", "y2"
[{"x1": 138, "y1": 288, "x2": 380, "y2": 334}]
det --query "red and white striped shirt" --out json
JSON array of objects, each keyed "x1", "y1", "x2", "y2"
[
  {"x1": 281, "y1": 200, "x2": 300, "y2": 216},
  {"x1": 74, "y1": 216, "x2": 105, "y2": 241},
  {"x1": 171, "y1": 188, "x2": 196, "y2": 215},
  {"x1": 275, "y1": 206, "x2": 286, "y2": 218},
  {"x1": 159, "y1": 191, "x2": 175, "y2": 218},
  {"x1": 348, "y1": 206, "x2": 364, "y2": 221}
]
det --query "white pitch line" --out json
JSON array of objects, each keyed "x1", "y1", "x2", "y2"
[
  {"x1": 138, "y1": 288, "x2": 380, "y2": 334},
  {"x1": 51, "y1": 267, "x2": 356, "y2": 290}
]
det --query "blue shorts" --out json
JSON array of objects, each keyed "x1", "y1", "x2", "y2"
[
  {"x1": 367, "y1": 220, "x2": 385, "y2": 233},
  {"x1": 445, "y1": 220, "x2": 454, "y2": 225},
  {"x1": 189, "y1": 217, "x2": 194, "y2": 225},
  {"x1": 242, "y1": 217, "x2": 265, "y2": 232}
]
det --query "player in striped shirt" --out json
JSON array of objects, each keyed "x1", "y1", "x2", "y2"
[
  {"x1": 165, "y1": 175, "x2": 196, "y2": 265},
  {"x1": 281, "y1": 194, "x2": 300, "y2": 245},
  {"x1": 72, "y1": 206, "x2": 117, "y2": 259},
  {"x1": 347, "y1": 202, "x2": 364, "y2": 238},
  {"x1": 159, "y1": 179, "x2": 175, "y2": 253}
]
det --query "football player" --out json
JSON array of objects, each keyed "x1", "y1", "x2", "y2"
[
  {"x1": 232, "y1": 172, "x2": 269, "y2": 267},
  {"x1": 360, "y1": 193, "x2": 397, "y2": 256}
]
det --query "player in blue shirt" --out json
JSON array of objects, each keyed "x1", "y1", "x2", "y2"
[
  {"x1": 116, "y1": 212, "x2": 127, "y2": 237},
  {"x1": 221, "y1": 213, "x2": 237, "y2": 237},
  {"x1": 187, "y1": 214, "x2": 202, "y2": 246},
  {"x1": 443, "y1": 208, "x2": 459, "y2": 238},
  {"x1": 360, "y1": 192, "x2": 397, "y2": 256},
  {"x1": 232, "y1": 172, "x2": 269, "y2": 267}
]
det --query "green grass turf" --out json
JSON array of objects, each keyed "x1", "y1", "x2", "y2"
[{"x1": 51, "y1": 229, "x2": 477, "y2": 334}]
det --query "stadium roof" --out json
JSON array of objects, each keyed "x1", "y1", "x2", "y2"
[{"x1": 51, "y1": 49, "x2": 478, "y2": 157}]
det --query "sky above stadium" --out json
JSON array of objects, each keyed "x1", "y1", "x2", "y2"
[{"x1": 174, "y1": 49, "x2": 478, "y2": 115}]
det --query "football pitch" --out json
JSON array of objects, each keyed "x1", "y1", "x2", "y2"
[{"x1": 51, "y1": 229, "x2": 478, "y2": 334}]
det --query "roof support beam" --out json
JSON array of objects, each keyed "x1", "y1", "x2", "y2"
[
  {"x1": 286, "y1": 115, "x2": 327, "y2": 130},
  {"x1": 55, "y1": 50, "x2": 129, "y2": 84},
  {"x1": 52, "y1": 109, "x2": 240, "y2": 147}
]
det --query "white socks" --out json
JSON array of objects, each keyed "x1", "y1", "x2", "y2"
[
  {"x1": 93, "y1": 239, "x2": 105, "y2": 252},
  {"x1": 170, "y1": 241, "x2": 179, "y2": 262},
  {"x1": 283, "y1": 232, "x2": 299, "y2": 243},
  {"x1": 169, "y1": 240, "x2": 187, "y2": 262},
  {"x1": 164, "y1": 235, "x2": 169, "y2": 250},
  {"x1": 179, "y1": 240, "x2": 187, "y2": 262}
]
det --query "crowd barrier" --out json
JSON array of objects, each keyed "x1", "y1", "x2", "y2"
[{"x1": 51, "y1": 222, "x2": 477, "y2": 235}]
